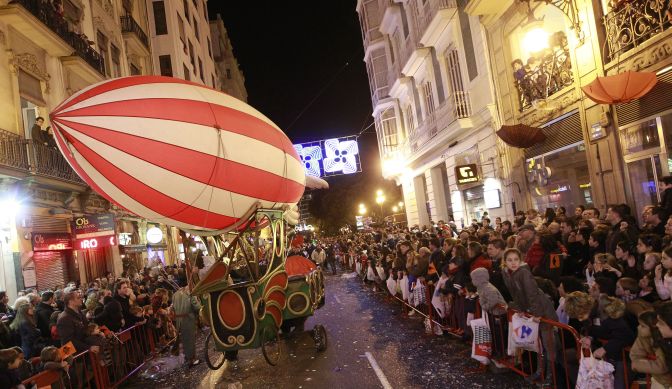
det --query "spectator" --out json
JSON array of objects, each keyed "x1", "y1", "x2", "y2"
[
  {"x1": 644, "y1": 206, "x2": 668, "y2": 237},
  {"x1": 9, "y1": 304, "x2": 42, "y2": 358},
  {"x1": 0, "y1": 292, "x2": 11, "y2": 316},
  {"x1": 660, "y1": 176, "x2": 672, "y2": 214},
  {"x1": 0, "y1": 348, "x2": 23, "y2": 389},
  {"x1": 466, "y1": 241, "x2": 491, "y2": 272},
  {"x1": 605, "y1": 204, "x2": 639, "y2": 254},
  {"x1": 470, "y1": 268, "x2": 506, "y2": 315},
  {"x1": 638, "y1": 234, "x2": 663, "y2": 256},
  {"x1": 113, "y1": 281, "x2": 142, "y2": 328},
  {"x1": 34, "y1": 291, "x2": 54, "y2": 342},
  {"x1": 630, "y1": 310, "x2": 672, "y2": 388},
  {"x1": 56, "y1": 291, "x2": 99, "y2": 354},
  {"x1": 311, "y1": 246, "x2": 326, "y2": 267}
]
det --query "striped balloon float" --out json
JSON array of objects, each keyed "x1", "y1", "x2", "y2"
[{"x1": 49, "y1": 76, "x2": 306, "y2": 232}]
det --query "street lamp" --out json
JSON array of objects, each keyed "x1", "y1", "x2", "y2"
[
  {"x1": 392, "y1": 205, "x2": 399, "y2": 213},
  {"x1": 358, "y1": 203, "x2": 367, "y2": 215},
  {"x1": 375, "y1": 192, "x2": 386, "y2": 219},
  {"x1": 398, "y1": 201, "x2": 404, "y2": 208}
]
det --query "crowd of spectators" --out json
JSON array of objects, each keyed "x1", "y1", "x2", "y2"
[
  {"x1": 0, "y1": 264, "x2": 190, "y2": 388},
  {"x1": 319, "y1": 182, "x2": 672, "y2": 389}
]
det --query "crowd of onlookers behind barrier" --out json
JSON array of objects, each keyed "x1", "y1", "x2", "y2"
[
  {"x1": 0, "y1": 263, "x2": 194, "y2": 388},
  {"x1": 305, "y1": 191, "x2": 672, "y2": 388}
]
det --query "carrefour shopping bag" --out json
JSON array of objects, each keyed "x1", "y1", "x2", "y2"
[{"x1": 507, "y1": 313, "x2": 540, "y2": 355}]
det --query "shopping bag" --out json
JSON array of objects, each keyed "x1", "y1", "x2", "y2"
[
  {"x1": 470, "y1": 317, "x2": 492, "y2": 364},
  {"x1": 412, "y1": 282, "x2": 427, "y2": 307},
  {"x1": 508, "y1": 313, "x2": 540, "y2": 354},
  {"x1": 355, "y1": 261, "x2": 362, "y2": 275},
  {"x1": 376, "y1": 266, "x2": 386, "y2": 281},
  {"x1": 367, "y1": 266, "x2": 376, "y2": 281},
  {"x1": 576, "y1": 351, "x2": 615, "y2": 389},
  {"x1": 386, "y1": 277, "x2": 398, "y2": 296},
  {"x1": 400, "y1": 275, "x2": 410, "y2": 301}
]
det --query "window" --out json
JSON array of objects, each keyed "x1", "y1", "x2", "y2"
[
  {"x1": 211, "y1": 75, "x2": 215, "y2": 88},
  {"x1": 183, "y1": 0, "x2": 190, "y2": 20},
  {"x1": 96, "y1": 31, "x2": 110, "y2": 76},
  {"x1": 152, "y1": 1, "x2": 167, "y2": 35},
  {"x1": 422, "y1": 81, "x2": 435, "y2": 116},
  {"x1": 445, "y1": 47, "x2": 465, "y2": 95},
  {"x1": 226, "y1": 68, "x2": 232, "y2": 79},
  {"x1": 198, "y1": 58, "x2": 203, "y2": 80},
  {"x1": 380, "y1": 109, "x2": 398, "y2": 154},
  {"x1": 193, "y1": 18, "x2": 199, "y2": 41},
  {"x1": 183, "y1": 64, "x2": 190, "y2": 81},
  {"x1": 130, "y1": 64, "x2": 141, "y2": 75},
  {"x1": 110, "y1": 44, "x2": 120, "y2": 78},
  {"x1": 405, "y1": 104, "x2": 415, "y2": 133},
  {"x1": 207, "y1": 38, "x2": 212, "y2": 59},
  {"x1": 159, "y1": 55, "x2": 172, "y2": 76}
]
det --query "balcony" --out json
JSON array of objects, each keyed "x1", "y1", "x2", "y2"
[
  {"x1": 0, "y1": 131, "x2": 85, "y2": 186},
  {"x1": 512, "y1": 31, "x2": 573, "y2": 111},
  {"x1": 121, "y1": 14, "x2": 151, "y2": 56},
  {"x1": 0, "y1": 0, "x2": 105, "y2": 75},
  {"x1": 415, "y1": 0, "x2": 458, "y2": 45},
  {"x1": 603, "y1": 0, "x2": 672, "y2": 62}
]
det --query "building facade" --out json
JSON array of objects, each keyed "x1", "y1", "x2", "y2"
[
  {"x1": 210, "y1": 13, "x2": 247, "y2": 102},
  {"x1": 0, "y1": 0, "x2": 155, "y2": 300},
  {"x1": 357, "y1": 0, "x2": 512, "y2": 229},
  {"x1": 146, "y1": 0, "x2": 217, "y2": 88},
  {"x1": 466, "y1": 0, "x2": 672, "y2": 219}
]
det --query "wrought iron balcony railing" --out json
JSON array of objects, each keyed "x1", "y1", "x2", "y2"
[
  {"x1": 120, "y1": 14, "x2": 149, "y2": 49},
  {"x1": 13, "y1": 0, "x2": 105, "y2": 75},
  {"x1": 0, "y1": 129, "x2": 29, "y2": 171},
  {"x1": 0, "y1": 130, "x2": 85, "y2": 185},
  {"x1": 603, "y1": 0, "x2": 672, "y2": 61},
  {"x1": 512, "y1": 31, "x2": 573, "y2": 112}
]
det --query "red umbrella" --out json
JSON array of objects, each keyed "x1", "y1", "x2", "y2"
[
  {"x1": 496, "y1": 124, "x2": 546, "y2": 149},
  {"x1": 285, "y1": 255, "x2": 316, "y2": 277},
  {"x1": 582, "y1": 71, "x2": 658, "y2": 104}
]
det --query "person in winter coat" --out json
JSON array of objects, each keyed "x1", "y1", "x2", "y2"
[
  {"x1": 630, "y1": 310, "x2": 672, "y2": 389},
  {"x1": 466, "y1": 242, "x2": 492, "y2": 273},
  {"x1": 660, "y1": 176, "x2": 672, "y2": 215},
  {"x1": 94, "y1": 296, "x2": 123, "y2": 332},
  {"x1": 502, "y1": 248, "x2": 558, "y2": 385},
  {"x1": 408, "y1": 247, "x2": 430, "y2": 279},
  {"x1": 9, "y1": 304, "x2": 41, "y2": 359},
  {"x1": 470, "y1": 268, "x2": 507, "y2": 315},
  {"x1": 0, "y1": 348, "x2": 23, "y2": 389},
  {"x1": 34, "y1": 291, "x2": 55, "y2": 342}
]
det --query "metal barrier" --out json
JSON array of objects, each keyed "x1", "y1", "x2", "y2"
[
  {"x1": 359, "y1": 273, "x2": 643, "y2": 389},
  {"x1": 21, "y1": 323, "x2": 172, "y2": 388}
]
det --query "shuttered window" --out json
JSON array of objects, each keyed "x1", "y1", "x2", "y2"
[
  {"x1": 18, "y1": 70, "x2": 46, "y2": 106},
  {"x1": 616, "y1": 69, "x2": 672, "y2": 127},
  {"x1": 525, "y1": 111, "x2": 583, "y2": 158}
]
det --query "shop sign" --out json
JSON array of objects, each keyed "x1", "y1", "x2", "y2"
[
  {"x1": 455, "y1": 164, "x2": 479, "y2": 185},
  {"x1": 32, "y1": 233, "x2": 73, "y2": 251},
  {"x1": 146, "y1": 227, "x2": 163, "y2": 244},
  {"x1": 121, "y1": 244, "x2": 168, "y2": 253},
  {"x1": 550, "y1": 185, "x2": 569, "y2": 194},
  {"x1": 72, "y1": 213, "x2": 115, "y2": 238},
  {"x1": 484, "y1": 189, "x2": 501, "y2": 209},
  {"x1": 75, "y1": 235, "x2": 116, "y2": 250}
]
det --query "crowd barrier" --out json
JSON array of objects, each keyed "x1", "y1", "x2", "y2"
[
  {"x1": 353, "y1": 263, "x2": 651, "y2": 389},
  {"x1": 21, "y1": 323, "x2": 173, "y2": 389}
]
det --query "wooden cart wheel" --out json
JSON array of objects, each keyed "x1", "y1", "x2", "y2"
[
  {"x1": 312, "y1": 324, "x2": 327, "y2": 352},
  {"x1": 261, "y1": 326, "x2": 282, "y2": 366},
  {"x1": 204, "y1": 332, "x2": 225, "y2": 370}
]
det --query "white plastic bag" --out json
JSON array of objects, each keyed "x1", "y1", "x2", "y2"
[
  {"x1": 507, "y1": 313, "x2": 540, "y2": 354},
  {"x1": 386, "y1": 277, "x2": 398, "y2": 296},
  {"x1": 376, "y1": 266, "x2": 386, "y2": 281},
  {"x1": 576, "y1": 351, "x2": 615, "y2": 389},
  {"x1": 400, "y1": 275, "x2": 409, "y2": 301}
]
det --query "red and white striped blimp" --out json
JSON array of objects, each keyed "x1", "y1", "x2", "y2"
[{"x1": 49, "y1": 76, "x2": 306, "y2": 232}]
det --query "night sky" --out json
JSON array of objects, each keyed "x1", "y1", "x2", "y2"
[{"x1": 208, "y1": 1, "x2": 402, "y2": 207}]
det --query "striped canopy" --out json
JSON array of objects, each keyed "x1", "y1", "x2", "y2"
[{"x1": 50, "y1": 76, "x2": 306, "y2": 232}]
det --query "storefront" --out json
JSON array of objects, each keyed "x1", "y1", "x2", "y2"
[
  {"x1": 525, "y1": 111, "x2": 593, "y2": 213},
  {"x1": 615, "y1": 69, "x2": 672, "y2": 218},
  {"x1": 118, "y1": 221, "x2": 173, "y2": 271},
  {"x1": 72, "y1": 214, "x2": 117, "y2": 283},
  {"x1": 30, "y1": 232, "x2": 74, "y2": 291}
]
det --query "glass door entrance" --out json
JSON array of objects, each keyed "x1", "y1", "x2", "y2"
[{"x1": 626, "y1": 155, "x2": 662, "y2": 221}]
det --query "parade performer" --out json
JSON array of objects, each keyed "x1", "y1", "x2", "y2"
[{"x1": 172, "y1": 287, "x2": 202, "y2": 367}]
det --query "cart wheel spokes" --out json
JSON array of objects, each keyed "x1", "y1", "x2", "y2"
[
  {"x1": 261, "y1": 327, "x2": 282, "y2": 366},
  {"x1": 312, "y1": 324, "x2": 327, "y2": 352},
  {"x1": 204, "y1": 332, "x2": 225, "y2": 370}
]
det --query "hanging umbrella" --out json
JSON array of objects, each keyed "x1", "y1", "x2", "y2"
[
  {"x1": 582, "y1": 71, "x2": 658, "y2": 104},
  {"x1": 496, "y1": 124, "x2": 546, "y2": 148}
]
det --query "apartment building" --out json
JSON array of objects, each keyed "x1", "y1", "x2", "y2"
[
  {"x1": 210, "y1": 13, "x2": 247, "y2": 102},
  {"x1": 0, "y1": 0, "x2": 155, "y2": 299},
  {"x1": 147, "y1": 0, "x2": 217, "y2": 87},
  {"x1": 357, "y1": 0, "x2": 512, "y2": 228}
]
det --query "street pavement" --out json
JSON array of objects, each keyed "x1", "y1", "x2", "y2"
[{"x1": 123, "y1": 269, "x2": 533, "y2": 389}]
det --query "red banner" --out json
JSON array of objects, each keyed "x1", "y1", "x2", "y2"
[
  {"x1": 74, "y1": 234, "x2": 117, "y2": 250},
  {"x1": 32, "y1": 233, "x2": 73, "y2": 251}
]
